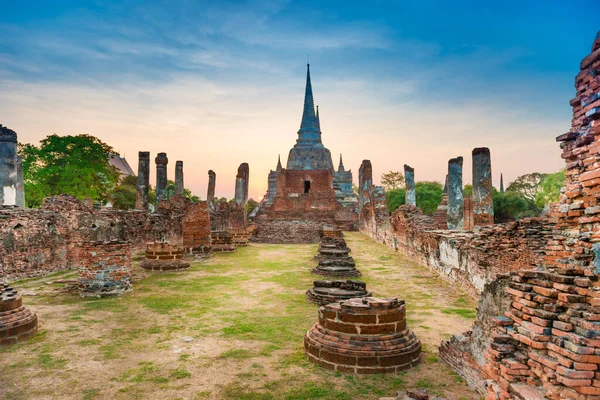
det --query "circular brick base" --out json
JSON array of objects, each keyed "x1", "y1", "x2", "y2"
[
  {"x1": 141, "y1": 259, "x2": 190, "y2": 272},
  {"x1": 306, "y1": 280, "x2": 371, "y2": 305},
  {"x1": 304, "y1": 297, "x2": 421, "y2": 374},
  {"x1": 1, "y1": 284, "x2": 38, "y2": 347},
  {"x1": 311, "y1": 259, "x2": 362, "y2": 277}
]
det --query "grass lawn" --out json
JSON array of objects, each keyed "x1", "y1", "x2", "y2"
[{"x1": 0, "y1": 232, "x2": 479, "y2": 400}]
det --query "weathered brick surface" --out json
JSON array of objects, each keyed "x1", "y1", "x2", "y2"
[
  {"x1": 304, "y1": 297, "x2": 421, "y2": 374},
  {"x1": 0, "y1": 283, "x2": 37, "y2": 347},
  {"x1": 306, "y1": 280, "x2": 371, "y2": 305},
  {"x1": 0, "y1": 194, "x2": 211, "y2": 281},
  {"x1": 182, "y1": 202, "x2": 212, "y2": 257},
  {"x1": 210, "y1": 230, "x2": 236, "y2": 252},
  {"x1": 441, "y1": 32, "x2": 600, "y2": 400},
  {"x1": 140, "y1": 242, "x2": 190, "y2": 271},
  {"x1": 77, "y1": 240, "x2": 132, "y2": 298},
  {"x1": 311, "y1": 233, "x2": 361, "y2": 277}
]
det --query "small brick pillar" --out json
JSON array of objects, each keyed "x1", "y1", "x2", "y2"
[
  {"x1": 447, "y1": 156, "x2": 464, "y2": 230},
  {"x1": 472, "y1": 147, "x2": 494, "y2": 226},
  {"x1": 234, "y1": 162, "x2": 249, "y2": 225},
  {"x1": 1, "y1": 283, "x2": 38, "y2": 346},
  {"x1": 183, "y1": 202, "x2": 213, "y2": 257},
  {"x1": 136, "y1": 151, "x2": 150, "y2": 210},
  {"x1": 155, "y1": 152, "x2": 168, "y2": 206},
  {"x1": 304, "y1": 297, "x2": 421, "y2": 373},
  {"x1": 78, "y1": 240, "x2": 132, "y2": 298},
  {"x1": 404, "y1": 164, "x2": 416, "y2": 206}
]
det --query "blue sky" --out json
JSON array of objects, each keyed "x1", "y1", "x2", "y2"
[{"x1": 1, "y1": 1, "x2": 598, "y2": 198}]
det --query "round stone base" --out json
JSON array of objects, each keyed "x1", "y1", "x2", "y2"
[
  {"x1": 304, "y1": 297, "x2": 422, "y2": 374},
  {"x1": 306, "y1": 280, "x2": 371, "y2": 305},
  {"x1": 1, "y1": 284, "x2": 38, "y2": 347},
  {"x1": 141, "y1": 259, "x2": 190, "y2": 272}
]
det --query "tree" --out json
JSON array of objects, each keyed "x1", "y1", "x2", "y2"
[
  {"x1": 463, "y1": 184, "x2": 472, "y2": 197},
  {"x1": 381, "y1": 171, "x2": 405, "y2": 191},
  {"x1": 164, "y1": 180, "x2": 200, "y2": 203},
  {"x1": 385, "y1": 189, "x2": 405, "y2": 213},
  {"x1": 506, "y1": 173, "x2": 547, "y2": 201},
  {"x1": 493, "y1": 189, "x2": 538, "y2": 223},
  {"x1": 19, "y1": 134, "x2": 120, "y2": 207},
  {"x1": 415, "y1": 181, "x2": 443, "y2": 215},
  {"x1": 535, "y1": 170, "x2": 566, "y2": 209},
  {"x1": 247, "y1": 198, "x2": 259, "y2": 214},
  {"x1": 385, "y1": 181, "x2": 443, "y2": 215},
  {"x1": 108, "y1": 175, "x2": 137, "y2": 210}
]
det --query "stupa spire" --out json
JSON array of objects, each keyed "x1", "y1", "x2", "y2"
[
  {"x1": 338, "y1": 154, "x2": 345, "y2": 172},
  {"x1": 276, "y1": 154, "x2": 282, "y2": 172}
]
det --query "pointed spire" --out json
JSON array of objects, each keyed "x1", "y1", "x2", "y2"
[
  {"x1": 500, "y1": 173, "x2": 504, "y2": 193},
  {"x1": 316, "y1": 105, "x2": 321, "y2": 132},
  {"x1": 299, "y1": 63, "x2": 318, "y2": 133},
  {"x1": 276, "y1": 154, "x2": 282, "y2": 172},
  {"x1": 338, "y1": 154, "x2": 345, "y2": 172}
]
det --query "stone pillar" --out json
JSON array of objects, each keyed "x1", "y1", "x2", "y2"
[
  {"x1": 175, "y1": 160, "x2": 184, "y2": 196},
  {"x1": 16, "y1": 156, "x2": 25, "y2": 207},
  {"x1": 155, "y1": 152, "x2": 168, "y2": 206},
  {"x1": 136, "y1": 151, "x2": 150, "y2": 210},
  {"x1": 234, "y1": 163, "x2": 249, "y2": 207},
  {"x1": 358, "y1": 160, "x2": 373, "y2": 208},
  {"x1": 404, "y1": 164, "x2": 416, "y2": 206},
  {"x1": 447, "y1": 156, "x2": 464, "y2": 230},
  {"x1": 207, "y1": 170, "x2": 216, "y2": 202},
  {"x1": 500, "y1": 173, "x2": 504, "y2": 193},
  {"x1": 472, "y1": 147, "x2": 494, "y2": 226},
  {"x1": 0, "y1": 125, "x2": 18, "y2": 206}
]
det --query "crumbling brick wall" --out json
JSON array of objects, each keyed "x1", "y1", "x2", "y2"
[
  {"x1": 0, "y1": 194, "x2": 210, "y2": 281},
  {"x1": 439, "y1": 31, "x2": 600, "y2": 400}
]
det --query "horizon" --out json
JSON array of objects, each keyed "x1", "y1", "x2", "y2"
[{"x1": 1, "y1": 1, "x2": 598, "y2": 200}]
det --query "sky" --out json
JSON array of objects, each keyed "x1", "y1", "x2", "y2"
[{"x1": 1, "y1": 1, "x2": 598, "y2": 200}]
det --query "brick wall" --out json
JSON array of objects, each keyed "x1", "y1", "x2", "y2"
[
  {"x1": 77, "y1": 240, "x2": 132, "y2": 297},
  {"x1": 0, "y1": 195, "x2": 211, "y2": 281}
]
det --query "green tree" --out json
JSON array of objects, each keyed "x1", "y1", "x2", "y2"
[
  {"x1": 493, "y1": 190, "x2": 538, "y2": 222},
  {"x1": 108, "y1": 175, "x2": 137, "y2": 210},
  {"x1": 415, "y1": 181, "x2": 443, "y2": 215},
  {"x1": 381, "y1": 171, "x2": 405, "y2": 191},
  {"x1": 385, "y1": 189, "x2": 405, "y2": 213},
  {"x1": 506, "y1": 173, "x2": 547, "y2": 201},
  {"x1": 247, "y1": 198, "x2": 259, "y2": 214},
  {"x1": 164, "y1": 180, "x2": 200, "y2": 203},
  {"x1": 463, "y1": 184, "x2": 472, "y2": 197},
  {"x1": 19, "y1": 134, "x2": 120, "y2": 207},
  {"x1": 385, "y1": 181, "x2": 443, "y2": 215},
  {"x1": 535, "y1": 170, "x2": 566, "y2": 209}
]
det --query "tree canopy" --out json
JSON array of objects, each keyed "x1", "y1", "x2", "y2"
[
  {"x1": 506, "y1": 173, "x2": 547, "y2": 201},
  {"x1": 385, "y1": 181, "x2": 443, "y2": 215},
  {"x1": 535, "y1": 170, "x2": 566, "y2": 209},
  {"x1": 20, "y1": 134, "x2": 120, "y2": 207},
  {"x1": 381, "y1": 171, "x2": 405, "y2": 191}
]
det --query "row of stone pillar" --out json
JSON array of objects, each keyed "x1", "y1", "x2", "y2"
[
  {"x1": 0, "y1": 125, "x2": 25, "y2": 207},
  {"x1": 135, "y1": 151, "x2": 185, "y2": 210},
  {"x1": 403, "y1": 147, "x2": 493, "y2": 230}
]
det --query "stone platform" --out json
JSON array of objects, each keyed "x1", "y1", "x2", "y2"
[
  {"x1": 306, "y1": 280, "x2": 371, "y2": 305},
  {"x1": 311, "y1": 258, "x2": 361, "y2": 277},
  {"x1": 211, "y1": 231, "x2": 236, "y2": 252},
  {"x1": 1, "y1": 284, "x2": 38, "y2": 346},
  {"x1": 304, "y1": 297, "x2": 421, "y2": 374},
  {"x1": 140, "y1": 242, "x2": 190, "y2": 271}
]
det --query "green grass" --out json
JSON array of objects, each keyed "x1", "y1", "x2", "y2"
[
  {"x1": 441, "y1": 308, "x2": 477, "y2": 319},
  {"x1": 220, "y1": 349, "x2": 255, "y2": 359}
]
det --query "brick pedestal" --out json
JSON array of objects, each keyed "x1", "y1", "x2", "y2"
[
  {"x1": 210, "y1": 231, "x2": 236, "y2": 252},
  {"x1": 304, "y1": 297, "x2": 421, "y2": 374},
  {"x1": 1, "y1": 283, "x2": 38, "y2": 346},
  {"x1": 78, "y1": 240, "x2": 132, "y2": 297},
  {"x1": 306, "y1": 280, "x2": 371, "y2": 305},
  {"x1": 141, "y1": 242, "x2": 190, "y2": 271}
]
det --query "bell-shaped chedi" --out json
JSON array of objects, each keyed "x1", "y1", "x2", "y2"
[
  {"x1": 1, "y1": 283, "x2": 38, "y2": 346},
  {"x1": 304, "y1": 297, "x2": 421, "y2": 374}
]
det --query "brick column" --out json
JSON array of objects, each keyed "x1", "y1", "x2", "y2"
[
  {"x1": 136, "y1": 151, "x2": 150, "y2": 210},
  {"x1": 404, "y1": 164, "x2": 416, "y2": 206},
  {"x1": 447, "y1": 156, "x2": 464, "y2": 230},
  {"x1": 472, "y1": 147, "x2": 494, "y2": 226}
]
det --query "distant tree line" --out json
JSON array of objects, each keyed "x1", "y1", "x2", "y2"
[{"x1": 382, "y1": 170, "x2": 566, "y2": 222}]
